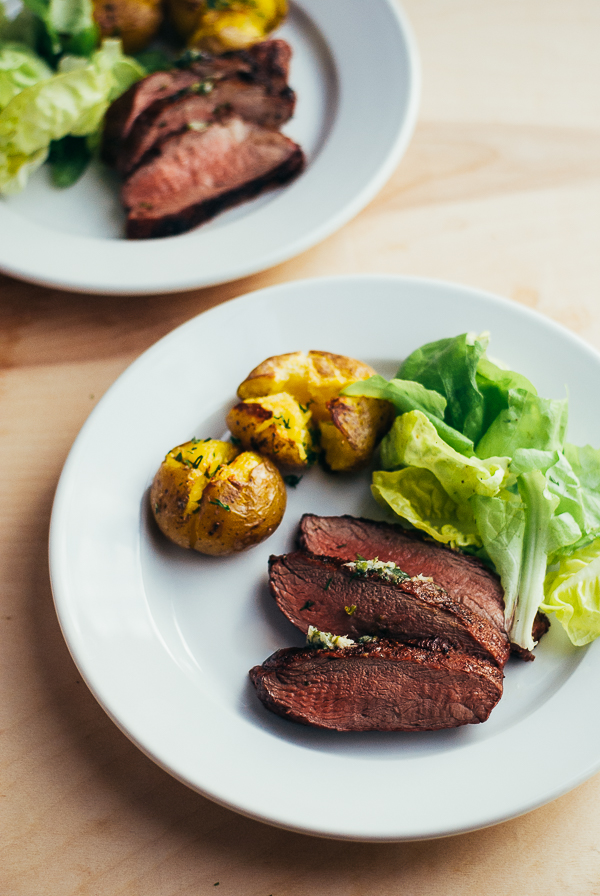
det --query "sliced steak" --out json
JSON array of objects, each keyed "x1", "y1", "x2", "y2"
[
  {"x1": 298, "y1": 514, "x2": 549, "y2": 657},
  {"x1": 102, "y1": 39, "x2": 294, "y2": 165},
  {"x1": 123, "y1": 115, "x2": 304, "y2": 239},
  {"x1": 269, "y1": 552, "x2": 510, "y2": 668},
  {"x1": 117, "y1": 75, "x2": 296, "y2": 175},
  {"x1": 250, "y1": 640, "x2": 504, "y2": 731}
]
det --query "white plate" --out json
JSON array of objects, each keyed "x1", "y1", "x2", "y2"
[
  {"x1": 0, "y1": 1, "x2": 419, "y2": 295},
  {"x1": 49, "y1": 275, "x2": 600, "y2": 840}
]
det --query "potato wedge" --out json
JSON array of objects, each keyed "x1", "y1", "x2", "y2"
[{"x1": 151, "y1": 438, "x2": 286, "y2": 554}]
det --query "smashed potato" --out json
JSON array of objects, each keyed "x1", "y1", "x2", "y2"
[
  {"x1": 93, "y1": 0, "x2": 163, "y2": 53},
  {"x1": 169, "y1": 0, "x2": 287, "y2": 53},
  {"x1": 234, "y1": 351, "x2": 393, "y2": 472},
  {"x1": 151, "y1": 438, "x2": 286, "y2": 555},
  {"x1": 226, "y1": 392, "x2": 317, "y2": 469}
]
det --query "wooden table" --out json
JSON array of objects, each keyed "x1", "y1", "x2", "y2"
[{"x1": 2, "y1": 1, "x2": 600, "y2": 892}]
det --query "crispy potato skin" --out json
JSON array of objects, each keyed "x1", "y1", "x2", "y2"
[
  {"x1": 235, "y1": 351, "x2": 393, "y2": 472},
  {"x1": 168, "y1": 0, "x2": 287, "y2": 53},
  {"x1": 151, "y1": 439, "x2": 286, "y2": 555},
  {"x1": 226, "y1": 392, "x2": 316, "y2": 469},
  {"x1": 93, "y1": 0, "x2": 163, "y2": 53},
  {"x1": 320, "y1": 395, "x2": 395, "y2": 473}
]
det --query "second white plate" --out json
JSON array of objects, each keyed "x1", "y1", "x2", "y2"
[{"x1": 0, "y1": 0, "x2": 419, "y2": 294}]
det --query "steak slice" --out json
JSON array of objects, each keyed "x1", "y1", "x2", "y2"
[
  {"x1": 102, "y1": 39, "x2": 293, "y2": 165},
  {"x1": 122, "y1": 115, "x2": 304, "y2": 239},
  {"x1": 298, "y1": 514, "x2": 549, "y2": 657},
  {"x1": 269, "y1": 552, "x2": 510, "y2": 668},
  {"x1": 250, "y1": 640, "x2": 504, "y2": 731},
  {"x1": 116, "y1": 75, "x2": 296, "y2": 176},
  {"x1": 299, "y1": 513, "x2": 507, "y2": 633}
]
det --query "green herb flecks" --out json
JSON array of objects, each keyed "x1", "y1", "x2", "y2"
[
  {"x1": 283, "y1": 474, "x2": 302, "y2": 488},
  {"x1": 209, "y1": 498, "x2": 230, "y2": 512}
]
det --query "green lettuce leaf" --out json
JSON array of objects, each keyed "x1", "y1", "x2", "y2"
[
  {"x1": 471, "y1": 491, "x2": 525, "y2": 626},
  {"x1": 0, "y1": 43, "x2": 52, "y2": 110},
  {"x1": 379, "y1": 411, "x2": 509, "y2": 503},
  {"x1": 475, "y1": 355, "x2": 537, "y2": 435},
  {"x1": 372, "y1": 467, "x2": 482, "y2": 549},
  {"x1": 396, "y1": 331, "x2": 489, "y2": 444},
  {"x1": 542, "y1": 537, "x2": 600, "y2": 646},
  {"x1": 0, "y1": 2, "x2": 40, "y2": 48},
  {"x1": 343, "y1": 375, "x2": 474, "y2": 455},
  {"x1": 475, "y1": 388, "x2": 568, "y2": 459},
  {"x1": 0, "y1": 39, "x2": 144, "y2": 193},
  {"x1": 22, "y1": 0, "x2": 99, "y2": 58}
]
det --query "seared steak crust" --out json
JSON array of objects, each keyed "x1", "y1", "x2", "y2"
[
  {"x1": 299, "y1": 513, "x2": 507, "y2": 632},
  {"x1": 268, "y1": 552, "x2": 511, "y2": 668},
  {"x1": 123, "y1": 117, "x2": 304, "y2": 239},
  {"x1": 250, "y1": 640, "x2": 504, "y2": 731}
]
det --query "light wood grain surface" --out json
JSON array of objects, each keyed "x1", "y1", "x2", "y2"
[{"x1": 2, "y1": 1, "x2": 600, "y2": 893}]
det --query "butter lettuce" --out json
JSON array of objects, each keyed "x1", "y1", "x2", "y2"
[
  {"x1": 379, "y1": 411, "x2": 509, "y2": 504},
  {"x1": 0, "y1": 39, "x2": 144, "y2": 193},
  {"x1": 0, "y1": 44, "x2": 52, "y2": 110},
  {"x1": 373, "y1": 467, "x2": 482, "y2": 549},
  {"x1": 363, "y1": 331, "x2": 600, "y2": 650},
  {"x1": 542, "y1": 538, "x2": 600, "y2": 646}
]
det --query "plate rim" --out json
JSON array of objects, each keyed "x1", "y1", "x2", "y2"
[
  {"x1": 0, "y1": 0, "x2": 420, "y2": 295},
  {"x1": 49, "y1": 273, "x2": 600, "y2": 840}
]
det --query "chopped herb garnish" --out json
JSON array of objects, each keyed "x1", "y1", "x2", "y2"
[
  {"x1": 273, "y1": 415, "x2": 291, "y2": 429},
  {"x1": 300, "y1": 600, "x2": 315, "y2": 611},
  {"x1": 204, "y1": 437, "x2": 212, "y2": 442},
  {"x1": 209, "y1": 498, "x2": 230, "y2": 511},
  {"x1": 356, "y1": 554, "x2": 366, "y2": 562},
  {"x1": 191, "y1": 455, "x2": 204, "y2": 468},
  {"x1": 283, "y1": 474, "x2": 302, "y2": 487},
  {"x1": 344, "y1": 604, "x2": 357, "y2": 616},
  {"x1": 335, "y1": 543, "x2": 347, "y2": 549},
  {"x1": 230, "y1": 435, "x2": 242, "y2": 447},
  {"x1": 174, "y1": 452, "x2": 184, "y2": 463},
  {"x1": 324, "y1": 577, "x2": 333, "y2": 591},
  {"x1": 345, "y1": 558, "x2": 409, "y2": 584}
]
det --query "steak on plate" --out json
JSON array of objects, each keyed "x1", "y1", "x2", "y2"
[
  {"x1": 115, "y1": 75, "x2": 296, "y2": 175},
  {"x1": 122, "y1": 115, "x2": 304, "y2": 239},
  {"x1": 297, "y1": 514, "x2": 549, "y2": 657},
  {"x1": 102, "y1": 39, "x2": 294, "y2": 165},
  {"x1": 249, "y1": 640, "x2": 504, "y2": 731},
  {"x1": 298, "y1": 513, "x2": 507, "y2": 631},
  {"x1": 268, "y1": 551, "x2": 511, "y2": 668}
]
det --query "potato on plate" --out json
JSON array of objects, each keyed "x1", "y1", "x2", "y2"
[
  {"x1": 93, "y1": 0, "x2": 163, "y2": 53},
  {"x1": 234, "y1": 351, "x2": 393, "y2": 472},
  {"x1": 226, "y1": 392, "x2": 317, "y2": 469},
  {"x1": 169, "y1": 0, "x2": 287, "y2": 53},
  {"x1": 151, "y1": 438, "x2": 286, "y2": 555}
]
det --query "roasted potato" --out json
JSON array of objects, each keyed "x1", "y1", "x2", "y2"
[
  {"x1": 151, "y1": 438, "x2": 286, "y2": 555},
  {"x1": 226, "y1": 392, "x2": 317, "y2": 469},
  {"x1": 235, "y1": 351, "x2": 393, "y2": 472},
  {"x1": 169, "y1": 0, "x2": 287, "y2": 53},
  {"x1": 93, "y1": 0, "x2": 163, "y2": 53},
  {"x1": 319, "y1": 395, "x2": 395, "y2": 473}
]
